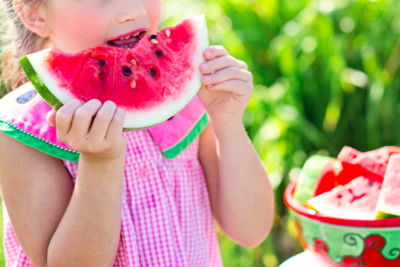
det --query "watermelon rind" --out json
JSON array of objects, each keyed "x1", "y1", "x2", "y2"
[
  {"x1": 20, "y1": 56, "x2": 65, "y2": 110},
  {"x1": 375, "y1": 210, "x2": 398, "y2": 219},
  {"x1": 293, "y1": 155, "x2": 333, "y2": 204},
  {"x1": 20, "y1": 15, "x2": 209, "y2": 129}
]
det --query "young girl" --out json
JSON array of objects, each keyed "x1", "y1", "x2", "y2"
[{"x1": 0, "y1": 0, "x2": 274, "y2": 266}]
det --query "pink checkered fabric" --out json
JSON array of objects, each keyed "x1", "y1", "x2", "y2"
[{"x1": 3, "y1": 129, "x2": 223, "y2": 266}]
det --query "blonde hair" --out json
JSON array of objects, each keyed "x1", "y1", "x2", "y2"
[{"x1": 1, "y1": 0, "x2": 49, "y2": 91}]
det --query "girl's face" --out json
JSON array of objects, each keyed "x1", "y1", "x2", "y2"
[{"x1": 47, "y1": 0, "x2": 162, "y2": 53}]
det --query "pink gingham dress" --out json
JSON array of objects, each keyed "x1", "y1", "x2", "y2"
[{"x1": 0, "y1": 85, "x2": 223, "y2": 267}]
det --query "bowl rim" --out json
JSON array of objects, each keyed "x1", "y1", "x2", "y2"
[{"x1": 284, "y1": 181, "x2": 400, "y2": 228}]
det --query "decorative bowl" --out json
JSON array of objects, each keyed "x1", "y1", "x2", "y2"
[{"x1": 284, "y1": 181, "x2": 400, "y2": 267}]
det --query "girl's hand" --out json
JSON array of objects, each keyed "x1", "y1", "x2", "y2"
[
  {"x1": 46, "y1": 99, "x2": 127, "y2": 162},
  {"x1": 198, "y1": 45, "x2": 253, "y2": 128}
]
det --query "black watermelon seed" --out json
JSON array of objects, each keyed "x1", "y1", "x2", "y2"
[
  {"x1": 150, "y1": 34, "x2": 158, "y2": 39},
  {"x1": 150, "y1": 69, "x2": 157, "y2": 77},
  {"x1": 123, "y1": 67, "x2": 132, "y2": 76},
  {"x1": 156, "y1": 51, "x2": 163, "y2": 57},
  {"x1": 98, "y1": 60, "x2": 106, "y2": 66},
  {"x1": 168, "y1": 116, "x2": 174, "y2": 121}
]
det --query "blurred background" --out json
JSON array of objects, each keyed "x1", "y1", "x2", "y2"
[{"x1": 1, "y1": 0, "x2": 400, "y2": 266}]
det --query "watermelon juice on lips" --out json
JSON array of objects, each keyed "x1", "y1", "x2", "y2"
[
  {"x1": 20, "y1": 15, "x2": 209, "y2": 130},
  {"x1": 284, "y1": 147, "x2": 400, "y2": 267}
]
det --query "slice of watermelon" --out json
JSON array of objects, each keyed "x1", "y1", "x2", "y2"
[
  {"x1": 293, "y1": 155, "x2": 333, "y2": 204},
  {"x1": 337, "y1": 146, "x2": 400, "y2": 181},
  {"x1": 375, "y1": 154, "x2": 400, "y2": 219},
  {"x1": 352, "y1": 147, "x2": 400, "y2": 178},
  {"x1": 312, "y1": 160, "x2": 340, "y2": 196},
  {"x1": 308, "y1": 176, "x2": 381, "y2": 220},
  {"x1": 337, "y1": 146, "x2": 361, "y2": 163},
  {"x1": 20, "y1": 15, "x2": 209, "y2": 130}
]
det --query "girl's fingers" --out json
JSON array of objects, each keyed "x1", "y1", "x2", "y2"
[
  {"x1": 105, "y1": 108, "x2": 125, "y2": 143},
  {"x1": 46, "y1": 109, "x2": 57, "y2": 127},
  {"x1": 204, "y1": 45, "x2": 229, "y2": 60},
  {"x1": 69, "y1": 99, "x2": 102, "y2": 137},
  {"x1": 207, "y1": 80, "x2": 253, "y2": 96},
  {"x1": 200, "y1": 55, "x2": 248, "y2": 74},
  {"x1": 88, "y1": 101, "x2": 117, "y2": 141},
  {"x1": 55, "y1": 99, "x2": 83, "y2": 138},
  {"x1": 201, "y1": 67, "x2": 253, "y2": 86}
]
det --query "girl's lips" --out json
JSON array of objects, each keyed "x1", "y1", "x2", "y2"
[
  {"x1": 108, "y1": 28, "x2": 149, "y2": 43},
  {"x1": 107, "y1": 31, "x2": 147, "y2": 49}
]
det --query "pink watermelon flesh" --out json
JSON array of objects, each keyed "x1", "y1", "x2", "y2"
[
  {"x1": 46, "y1": 24, "x2": 194, "y2": 111},
  {"x1": 20, "y1": 15, "x2": 209, "y2": 129},
  {"x1": 308, "y1": 176, "x2": 381, "y2": 220},
  {"x1": 337, "y1": 146, "x2": 361, "y2": 163},
  {"x1": 312, "y1": 160, "x2": 338, "y2": 197},
  {"x1": 352, "y1": 147, "x2": 400, "y2": 178},
  {"x1": 338, "y1": 146, "x2": 400, "y2": 181},
  {"x1": 375, "y1": 154, "x2": 400, "y2": 219}
]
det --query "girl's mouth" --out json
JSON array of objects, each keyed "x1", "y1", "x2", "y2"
[{"x1": 107, "y1": 31, "x2": 147, "y2": 49}]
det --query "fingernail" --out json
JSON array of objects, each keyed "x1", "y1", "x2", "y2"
[
  {"x1": 205, "y1": 51, "x2": 211, "y2": 58},
  {"x1": 204, "y1": 75, "x2": 211, "y2": 82},
  {"x1": 202, "y1": 64, "x2": 209, "y2": 71},
  {"x1": 116, "y1": 108, "x2": 124, "y2": 116}
]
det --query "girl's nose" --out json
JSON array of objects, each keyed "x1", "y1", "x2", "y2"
[{"x1": 116, "y1": 0, "x2": 148, "y2": 23}]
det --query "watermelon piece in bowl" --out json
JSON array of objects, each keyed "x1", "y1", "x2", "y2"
[
  {"x1": 284, "y1": 181, "x2": 400, "y2": 267},
  {"x1": 307, "y1": 176, "x2": 382, "y2": 220},
  {"x1": 285, "y1": 147, "x2": 400, "y2": 267},
  {"x1": 293, "y1": 155, "x2": 334, "y2": 204},
  {"x1": 338, "y1": 146, "x2": 400, "y2": 182},
  {"x1": 375, "y1": 154, "x2": 400, "y2": 219},
  {"x1": 20, "y1": 15, "x2": 209, "y2": 130},
  {"x1": 293, "y1": 155, "x2": 364, "y2": 205}
]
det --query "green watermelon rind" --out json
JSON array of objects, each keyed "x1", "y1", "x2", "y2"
[
  {"x1": 375, "y1": 202, "x2": 400, "y2": 219},
  {"x1": 20, "y1": 56, "x2": 64, "y2": 110},
  {"x1": 293, "y1": 155, "x2": 333, "y2": 204},
  {"x1": 375, "y1": 210, "x2": 399, "y2": 219}
]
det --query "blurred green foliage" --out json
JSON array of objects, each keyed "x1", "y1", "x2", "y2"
[
  {"x1": 162, "y1": 0, "x2": 400, "y2": 265},
  {"x1": 1, "y1": 0, "x2": 400, "y2": 266}
]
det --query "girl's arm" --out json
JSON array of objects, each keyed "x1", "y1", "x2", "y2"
[
  {"x1": 199, "y1": 123, "x2": 274, "y2": 247},
  {"x1": 0, "y1": 99, "x2": 126, "y2": 267},
  {"x1": 197, "y1": 46, "x2": 274, "y2": 247}
]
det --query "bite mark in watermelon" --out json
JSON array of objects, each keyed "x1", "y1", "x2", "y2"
[
  {"x1": 375, "y1": 154, "x2": 400, "y2": 219},
  {"x1": 20, "y1": 15, "x2": 209, "y2": 130},
  {"x1": 307, "y1": 176, "x2": 381, "y2": 220}
]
